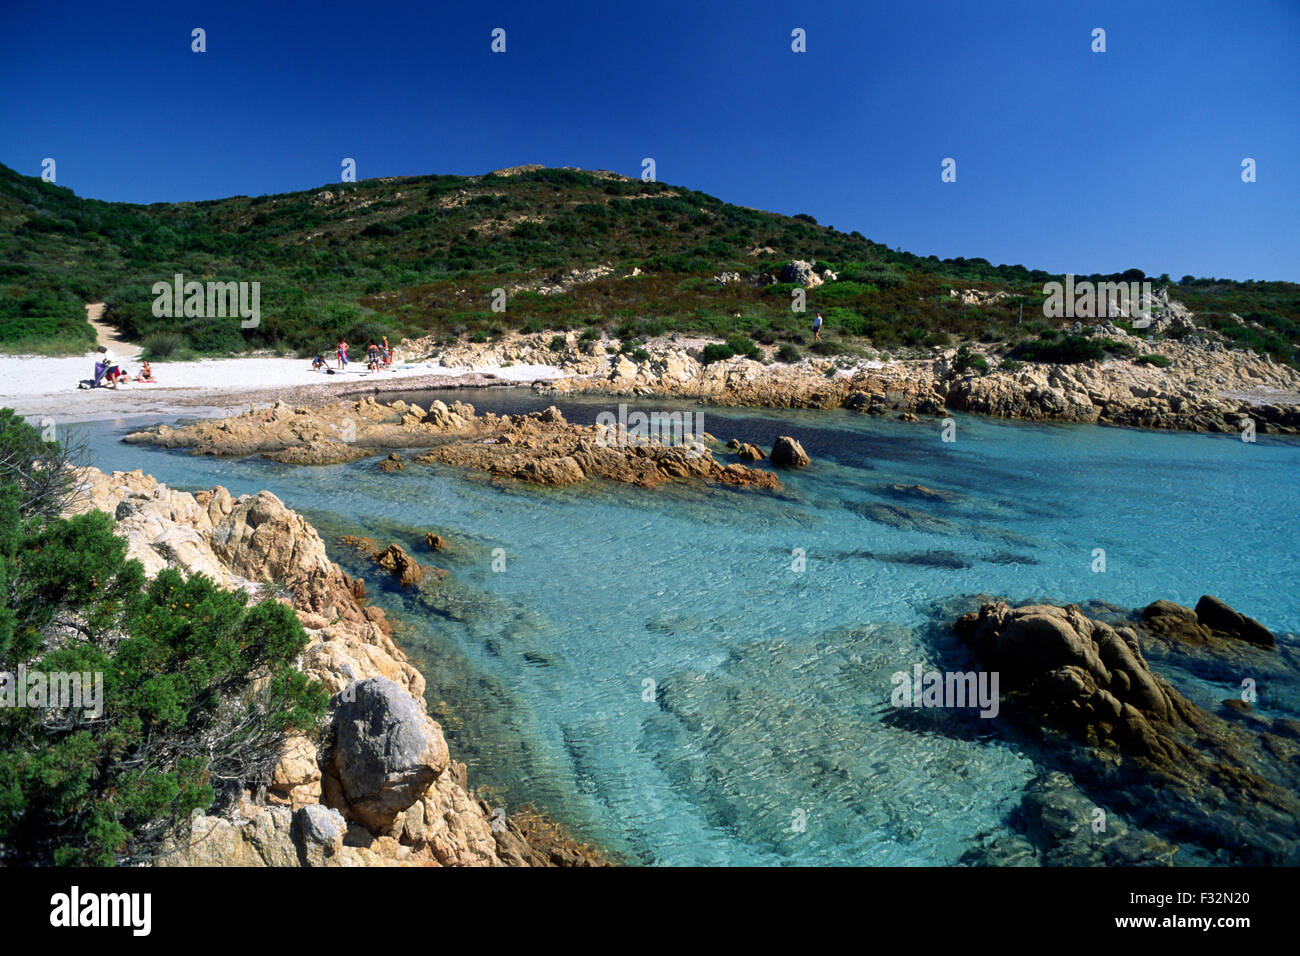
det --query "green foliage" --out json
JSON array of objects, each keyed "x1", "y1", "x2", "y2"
[
  {"x1": 1014, "y1": 334, "x2": 1106, "y2": 364},
  {"x1": 1, "y1": 161, "x2": 1295, "y2": 366},
  {"x1": 0, "y1": 293, "x2": 94, "y2": 354},
  {"x1": 724, "y1": 335, "x2": 761, "y2": 360},
  {"x1": 142, "y1": 331, "x2": 188, "y2": 359},
  {"x1": 0, "y1": 410, "x2": 327, "y2": 865},
  {"x1": 700, "y1": 343, "x2": 735, "y2": 365},
  {"x1": 1135, "y1": 354, "x2": 1172, "y2": 367},
  {"x1": 776, "y1": 343, "x2": 801, "y2": 363},
  {"x1": 952, "y1": 346, "x2": 990, "y2": 374}
]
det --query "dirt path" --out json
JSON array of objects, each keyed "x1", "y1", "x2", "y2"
[{"x1": 86, "y1": 302, "x2": 141, "y2": 359}]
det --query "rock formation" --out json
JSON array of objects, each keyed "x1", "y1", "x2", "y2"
[
  {"x1": 124, "y1": 399, "x2": 781, "y2": 491},
  {"x1": 769, "y1": 435, "x2": 810, "y2": 468},
  {"x1": 952, "y1": 599, "x2": 1300, "y2": 864},
  {"x1": 66, "y1": 467, "x2": 608, "y2": 867}
]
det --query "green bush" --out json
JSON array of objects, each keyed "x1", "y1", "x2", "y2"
[
  {"x1": 142, "y1": 331, "x2": 188, "y2": 359},
  {"x1": 0, "y1": 411, "x2": 327, "y2": 865},
  {"x1": 1015, "y1": 334, "x2": 1105, "y2": 364},
  {"x1": 776, "y1": 343, "x2": 801, "y2": 363},
  {"x1": 1135, "y1": 353, "x2": 1172, "y2": 367},
  {"x1": 700, "y1": 343, "x2": 735, "y2": 364},
  {"x1": 549, "y1": 334, "x2": 568, "y2": 352},
  {"x1": 723, "y1": 335, "x2": 761, "y2": 360},
  {"x1": 952, "y1": 346, "x2": 989, "y2": 374}
]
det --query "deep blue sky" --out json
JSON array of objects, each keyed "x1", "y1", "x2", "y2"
[{"x1": 3, "y1": 0, "x2": 1297, "y2": 280}]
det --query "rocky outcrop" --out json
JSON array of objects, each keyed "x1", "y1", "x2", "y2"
[
  {"x1": 415, "y1": 405, "x2": 779, "y2": 490},
  {"x1": 952, "y1": 599, "x2": 1300, "y2": 864},
  {"x1": 67, "y1": 467, "x2": 608, "y2": 867},
  {"x1": 529, "y1": 324, "x2": 1300, "y2": 435},
  {"x1": 125, "y1": 399, "x2": 781, "y2": 491},
  {"x1": 769, "y1": 435, "x2": 810, "y2": 468},
  {"x1": 726, "y1": 438, "x2": 764, "y2": 461},
  {"x1": 1141, "y1": 596, "x2": 1276, "y2": 648},
  {"x1": 778, "y1": 259, "x2": 837, "y2": 288}
]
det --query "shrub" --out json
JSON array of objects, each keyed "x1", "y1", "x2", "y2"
[
  {"x1": 776, "y1": 343, "x2": 801, "y2": 363},
  {"x1": 549, "y1": 334, "x2": 568, "y2": 352},
  {"x1": 999, "y1": 358, "x2": 1023, "y2": 372},
  {"x1": 809, "y1": 340, "x2": 849, "y2": 356},
  {"x1": 723, "y1": 335, "x2": 761, "y2": 360},
  {"x1": 0, "y1": 411, "x2": 327, "y2": 865},
  {"x1": 700, "y1": 343, "x2": 735, "y2": 364},
  {"x1": 952, "y1": 346, "x2": 989, "y2": 374},
  {"x1": 1015, "y1": 334, "x2": 1105, "y2": 364},
  {"x1": 1135, "y1": 353, "x2": 1172, "y2": 367},
  {"x1": 142, "y1": 331, "x2": 188, "y2": 359}
]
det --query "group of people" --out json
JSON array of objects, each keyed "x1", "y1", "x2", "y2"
[
  {"x1": 311, "y1": 337, "x2": 398, "y2": 373},
  {"x1": 87, "y1": 346, "x2": 155, "y2": 389}
]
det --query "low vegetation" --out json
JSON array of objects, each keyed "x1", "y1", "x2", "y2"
[
  {"x1": 0, "y1": 410, "x2": 328, "y2": 865},
  {"x1": 2, "y1": 162, "x2": 1296, "y2": 365}
]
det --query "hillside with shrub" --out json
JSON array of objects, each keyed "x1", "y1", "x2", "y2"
[{"x1": 1, "y1": 162, "x2": 1296, "y2": 366}]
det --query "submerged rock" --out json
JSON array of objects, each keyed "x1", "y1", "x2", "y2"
[{"x1": 952, "y1": 599, "x2": 1300, "y2": 864}]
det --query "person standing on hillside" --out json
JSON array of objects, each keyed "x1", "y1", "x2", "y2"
[{"x1": 813, "y1": 313, "x2": 824, "y2": 341}]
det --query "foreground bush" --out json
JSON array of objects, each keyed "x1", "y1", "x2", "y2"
[{"x1": 0, "y1": 411, "x2": 327, "y2": 865}]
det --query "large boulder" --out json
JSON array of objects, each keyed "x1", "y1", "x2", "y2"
[
  {"x1": 769, "y1": 435, "x2": 810, "y2": 468},
  {"x1": 330, "y1": 677, "x2": 450, "y2": 830},
  {"x1": 954, "y1": 602, "x2": 1175, "y2": 751}
]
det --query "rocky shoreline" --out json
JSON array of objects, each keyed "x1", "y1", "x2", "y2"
[
  {"x1": 402, "y1": 324, "x2": 1300, "y2": 435},
  {"x1": 66, "y1": 466, "x2": 611, "y2": 866}
]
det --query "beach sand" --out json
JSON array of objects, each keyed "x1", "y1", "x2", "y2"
[{"x1": 0, "y1": 351, "x2": 564, "y2": 422}]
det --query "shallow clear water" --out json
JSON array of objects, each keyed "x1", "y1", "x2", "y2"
[{"x1": 72, "y1": 391, "x2": 1300, "y2": 865}]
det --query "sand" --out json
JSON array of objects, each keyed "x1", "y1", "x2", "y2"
[{"x1": 0, "y1": 350, "x2": 565, "y2": 423}]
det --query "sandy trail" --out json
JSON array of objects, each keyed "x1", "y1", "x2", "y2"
[{"x1": 86, "y1": 302, "x2": 142, "y2": 360}]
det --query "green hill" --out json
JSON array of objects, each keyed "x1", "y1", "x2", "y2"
[{"x1": 2, "y1": 162, "x2": 1297, "y2": 365}]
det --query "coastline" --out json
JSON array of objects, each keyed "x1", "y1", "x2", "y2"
[
  {"x1": 49, "y1": 391, "x2": 1300, "y2": 866},
  {"x1": 11, "y1": 320, "x2": 1299, "y2": 436},
  {"x1": 64, "y1": 465, "x2": 612, "y2": 866}
]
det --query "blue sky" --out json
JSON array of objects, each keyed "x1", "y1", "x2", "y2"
[{"x1": 2, "y1": 0, "x2": 1297, "y2": 280}]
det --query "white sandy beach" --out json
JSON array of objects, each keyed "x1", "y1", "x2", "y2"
[{"x1": 0, "y1": 351, "x2": 565, "y2": 423}]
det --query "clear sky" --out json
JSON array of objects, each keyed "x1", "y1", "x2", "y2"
[{"x1": 2, "y1": 0, "x2": 1296, "y2": 280}]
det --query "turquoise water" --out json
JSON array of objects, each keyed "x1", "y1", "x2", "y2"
[{"x1": 72, "y1": 392, "x2": 1300, "y2": 865}]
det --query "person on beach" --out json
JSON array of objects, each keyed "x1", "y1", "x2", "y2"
[
  {"x1": 98, "y1": 346, "x2": 122, "y2": 388},
  {"x1": 366, "y1": 341, "x2": 380, "y2": 371},
  {"x1": 138, "y1": 361, "x2": 156, "y2": 382},
  {"x1": 813, "y1": 312, "x2": 824, "y2": 341},
  {"x1": 336, "y1": 339, "x2": 349, "y2": 369},
  {"x1": 311, "y1": 354, "x2": 327, "y2": 371},
  {"x1": 382, "y1": 336, "x2": 392, "y2": 366}
]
